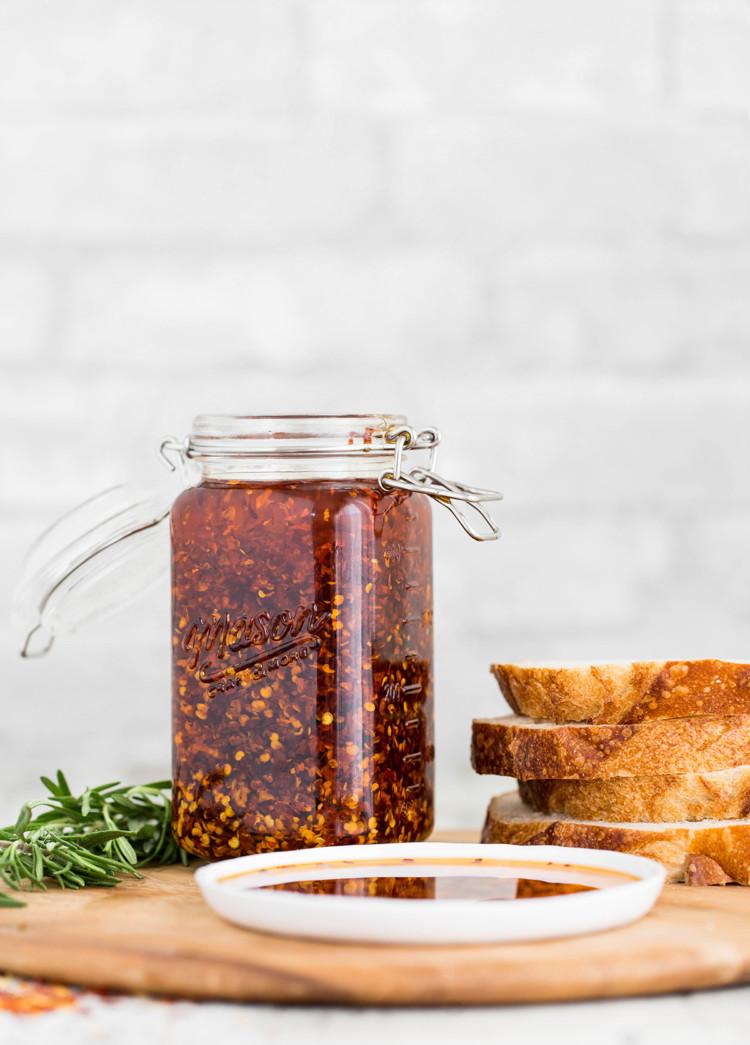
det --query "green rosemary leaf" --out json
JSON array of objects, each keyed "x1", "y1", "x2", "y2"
[
  {"x1": 88, "y1": 781, "x2": 121, "y2": 794},
  {"x1": 14, "y1": 803, "x2": 32, "y2": 838},
  {"x1": 32, "y1": 844, "x2": 43, "y2": 883},
  {"x1": 0, "y1": 892, "x2": 25, "y2": 908},
  {"x1": 39, "y1": 775, "x2": 63, "y2": 797},
  {"x1": 71, "y1": 830, "x2": 136, "y2": 849},
  {"x1": 114, "y1": 836, "x2": 138, "y2": 865}
]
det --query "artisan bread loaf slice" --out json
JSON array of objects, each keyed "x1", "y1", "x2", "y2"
[
  {"x1": 491, "y1": 659, "x2": 750, "y2": 725},
  {"x1": 471, "y1": 713, "x2": 750, "y2": 781},
  {"x1": 482, "y1": 790, "x2": 750, "y2": 885},
  {"x1": 519, "y1": 766, "x2": 750, "y2": 823}
]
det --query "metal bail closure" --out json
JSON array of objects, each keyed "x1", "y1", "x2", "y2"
[
  {"x1": 378, "y1": 426, "x2": 503, "y2": 542},
  {"x1": 159, "y1": 435, "x2": 193, "y2": 484}
]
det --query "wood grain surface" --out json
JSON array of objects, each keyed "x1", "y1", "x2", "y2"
[{"x1": 1, "y1": 833, "x2": 750, "y2": 1006}]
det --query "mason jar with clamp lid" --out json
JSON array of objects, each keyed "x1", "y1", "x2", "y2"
[{"x1": 14, "y1": 414, "x2": 502, "y2": 859}]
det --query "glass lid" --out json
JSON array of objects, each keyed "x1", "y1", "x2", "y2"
[
  {"x1": 13, "y1": 483, "x2": 175, "y2": 657},
  {"x1": 186, "y1": 413, "x2": 409, "y2": 458}
]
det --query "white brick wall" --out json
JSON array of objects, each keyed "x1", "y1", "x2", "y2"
[
  {"x1": 62, "y1": 250, "x2": 484, "y2": 368},
  {"x1": 309, "y1": 0, "x2": 664, "y2": 113},
  {"x1": 392, "y1": 118, "x2": 750, "y2": 242},
  {"x1": 0, "y1": 119, "x2": 381, "y2": 242},
  {"x1": 0, "y1": 0, "x2": 302, "y2": 113},
  {"x1": 675, "y1": 0, "x2": 750, "y2": 110},
  {"x1": 0, "y1": 258, "x2": 55, "y2": 361},
  {"x1": 2, "y1": 0, "x2": 750, "y2": 829},
  {"x1": 494, "y1": 244, "x2": 750, "y2": 370}
]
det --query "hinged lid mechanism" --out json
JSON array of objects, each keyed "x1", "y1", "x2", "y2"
[
  {"x1": 163, "y1": 414, "x2": 504, "y2": 541},
  {"x1": 13, "y1": 414, "x2": 503, "y2": 657}
]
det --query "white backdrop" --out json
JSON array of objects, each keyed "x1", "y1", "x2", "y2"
[{"x1": 2, "y1": 0, "x2": 750, "y2": 829}]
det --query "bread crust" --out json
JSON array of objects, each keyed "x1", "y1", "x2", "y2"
[
  {"x1": 482, "y1": 791, "x2": 750, "y2": 885},
  {"x1": 471, "y1": 713, "x2": 750, "y2": 780},
  {"x1": 519, "y1": 767, "x2": 750, "y2": 822},
  {"x1": 491, "y1": 660, "x2": 750, "y2": 725}
]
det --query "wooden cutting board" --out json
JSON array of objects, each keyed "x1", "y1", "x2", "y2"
[{"x1": 2, "y1": 833, "x2": 750, "y2": 1006}]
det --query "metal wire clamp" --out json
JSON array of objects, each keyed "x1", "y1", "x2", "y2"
[{"x1": 378, "y1": 427, "x2": 503, "y2": 542}]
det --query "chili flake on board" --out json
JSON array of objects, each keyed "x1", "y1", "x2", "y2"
[
  {"x1": 171, "y1": 479, "x2": 434, "y2": 859},
  {"x1": 0, "y1": 976, "x2": 78, "y2": 1015}
]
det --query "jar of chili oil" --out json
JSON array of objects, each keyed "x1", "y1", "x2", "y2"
[{"x1": 170, "y1": 414, "x2": 443, "y2": 858}]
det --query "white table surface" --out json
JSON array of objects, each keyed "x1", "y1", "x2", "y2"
[{"x1": 2, "y1": 976, "x2": 750, "y2": 1045}]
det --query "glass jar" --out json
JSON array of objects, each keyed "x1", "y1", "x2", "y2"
[
  {"x1": 170, "y1": 415, "x2": 435, "y2": 857},
  {"x1": 14, "y1": 412, "x2": 502, "y2": 861}
]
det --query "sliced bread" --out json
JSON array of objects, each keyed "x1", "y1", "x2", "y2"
[
  {"x1": 518, "y1": 766, "x2": 750, "y2": 823},
  {"x1": 471, "y1": 713, "x2": 750, "y2": 780},
  {"x1": 482, "y1": 790, "x2": 750, "y2": 884},
  {"x1": 491, "y1": 659, "x2": 750, "y2": 725}
]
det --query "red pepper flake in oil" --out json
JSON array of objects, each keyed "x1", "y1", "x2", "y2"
[{"x1": 171, "y1": 479, "x2": 434, "y2": 858}]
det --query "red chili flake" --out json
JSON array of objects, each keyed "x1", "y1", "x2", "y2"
[
  {"x1": 171, "y1": 479, "x2": 434, "y2": 858},
  {"x1": 0, "y1": 978, "x2": 78, "y2": 1015}
]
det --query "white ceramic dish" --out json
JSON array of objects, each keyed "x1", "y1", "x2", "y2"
[{"x1": 195, "y1": 842, "x2": 666, "y2": 945}]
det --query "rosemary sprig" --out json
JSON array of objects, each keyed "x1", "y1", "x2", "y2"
[{"x1": 0, "y1": 771, "x2": 188, "y2": 908}]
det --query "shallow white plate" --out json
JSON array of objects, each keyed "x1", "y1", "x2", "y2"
[{"x1": 195, "y1": 842, "x2": 666, "y2": 945}]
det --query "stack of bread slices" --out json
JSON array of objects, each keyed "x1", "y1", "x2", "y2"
[{"x1": 471, "y1": 660, "x2": 750, "y2": 885}]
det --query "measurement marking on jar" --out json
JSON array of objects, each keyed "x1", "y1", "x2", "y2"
[
  {"x1": 402, "y1": 752, "x2": 423, "y2": 764},
  {"x1": 401, "y1": 683, "x2": 422, "y2": 695},
  {"x1": 405, "y1": 718, "x2": 420, "y2": 730},
  {"x1": 384, "y1": 540, "x2": 403, "y2": 564},
  {"x1": 405, "y1": 651, "x2": 418, "y2": 661},
  {"x1": 381, "y1": 681, "x2": 402, "y2": 701},
  {"x1": 401, "y1": 616, "x2": 423, "y2": 625},
  {"x1": 405, "y1": 783, "x2": 422, "y2": 793}
]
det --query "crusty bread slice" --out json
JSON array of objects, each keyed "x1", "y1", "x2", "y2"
[
  {"x1": 482, "y1": 791, "x2": 750, "y2": 885},
  {"x1": 519, "y1": 767, "x2": 750, "y2": 823},
  {"x1": 471, "y1": 713, "x2": 750, "y2": 780},
  {"x1": 491, "y1": 659, "x2": 750, "y2": 725}
]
